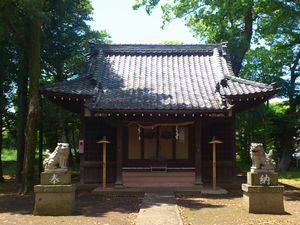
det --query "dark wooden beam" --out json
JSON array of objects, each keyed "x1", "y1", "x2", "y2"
[
  {"x1": 172, "y1": 127, "x2": 176, "y2": 160},
  {"x1": 115, "y1": 126, "x2": 124, "y2": 187},
  {"x1": 195, "y1": 120, "x2": 203, "y2": 185},
  {"x1": 231, "y1": 120, "x2": 236, "y2": 182},
  {"x1": 141, "y1": 128, "x2": 144, "y2": 160},
  {"x1": 79, "y1": 112, "x2": 86, "y2": 184},
  {"x1": 156, "y1": 127, "x2": 159, "y2": 158}
]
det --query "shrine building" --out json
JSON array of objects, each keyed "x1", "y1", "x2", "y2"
[{"x1": 42, "y1": 44, "x2": 276, "y2": 187}]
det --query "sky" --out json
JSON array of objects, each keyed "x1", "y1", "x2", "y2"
[{"x1": 89, "y1": 0, "x2": 199, "y2": 44}]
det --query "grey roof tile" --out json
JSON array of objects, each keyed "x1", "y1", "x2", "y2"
[{"x1": 42, "y1": 44, "x2": 276, "y2": 110}]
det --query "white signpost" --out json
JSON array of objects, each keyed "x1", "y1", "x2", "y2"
[{"x1": 292, "y1": 151, "x2": 300, "y2": 168}]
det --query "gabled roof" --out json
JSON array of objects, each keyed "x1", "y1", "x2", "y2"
[{"x1": 42, "y1": 44, "x2": 276, "y2": 111}]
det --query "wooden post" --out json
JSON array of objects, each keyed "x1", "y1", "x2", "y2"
[
  {"x1": 115, "y1": 126, "x2": 124, "y2": 187},
  {"x1": 209, "y1": 137, "x2": 222, "y2": 190},
  {"x1": 195, "y1": 121, "x2": 203, "y2": 185},
  {"x1": 97, "y1": 136, "x2": 110, "y2": 189}
]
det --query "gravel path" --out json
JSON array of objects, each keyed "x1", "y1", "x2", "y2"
[{"x1": 136, "y1": 191, "x2": 183, "y2": 225}]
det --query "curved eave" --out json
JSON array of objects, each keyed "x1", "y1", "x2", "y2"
[
  {"x1": 227, "y1": 90, "x2": 277, "y2": 112},
  {"x1": 84, "y1": 108, "x2": 234, "y2": 119},
  {"x1": 41, "y1": 90, "x2": 93, "y2": 113}
]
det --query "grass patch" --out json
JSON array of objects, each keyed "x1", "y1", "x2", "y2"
[
  {"x1": 236, "y1": 158, "x2": 300, "y2": 185},
  {"x1": 1, "y1": 149, "x2": 80, "y2": 177},
  {"x1": 279, "y1": 168, "x2": 300, "y2": 185},
  {"x1": 1, "y1": 149, "x2": 17, "y2": 161}
]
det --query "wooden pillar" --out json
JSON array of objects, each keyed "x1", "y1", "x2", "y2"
[
  {"x1": 195, "y1": 120, "x2": 203, "y2": 185},
  {"x1": 97, "y1": 136, "x2": 110, "y2": 189},
  {"x1": 79, "y1": 113, "x2": 86, "y2": 184},
  {"x1": 209, "y1": 137, "x2": 223, "y2": 190},
  {"x1": 115, "y1": 126, "x2": 124, "y2": 187},
  {"x1": 231, "y1": 119, "x2": 236, "y2": 182}
]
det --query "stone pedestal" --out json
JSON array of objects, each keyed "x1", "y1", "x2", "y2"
[
  {"x1": 34, "y1": 171, "x2": 76, "y2": 216},
  {"x1": 242, "y1": 172, "x2": 284, "y2": 214}
]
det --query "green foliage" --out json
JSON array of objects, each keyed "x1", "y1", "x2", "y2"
[
  {"x1": 279, "y1": 168, "x2": 300, "y2": 185},
  {"x1": 1, "y1": 148, "x2": 79, "y2": 176},
  {"x1": 236, "y1": 102, "x2": 299, "y2": 168},
  {"x1": 0, "y1": 0, "x2": 110, "y2": 187},
  {"x1": 161, "y1": 40, "x2": 184, "y2": 44},
  {"x1": 134, "y1": 0, "x2": 255, "y2": 75},
  {"x1": 134, "y1": 0, "x2": 299, "y2": 169},
  {"x1": 42, "y1": 0, "x2": 111, "y2": 81},
  {"x1": 236, "y1": 104, "x2": 272, "y2": 163},
  {"x1": 1, "y1": 149, "x2": 17, "y2": 161}
]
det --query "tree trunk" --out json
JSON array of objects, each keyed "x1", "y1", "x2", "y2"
[
  {"x1": 278, "y1": 133, "x2": 293, "y2": 170},
  {"x1": 229, "y1": 3, "x2": 253, "y2": 76},
  {"x1": 55, "y1": 62, "x2": 65, "y2": 82},
  {"x1": 64, "y1": 126, "x2": 74, "y2": 168},
  {"x1": 71, "y1": 124, "x2": 79, "y2": 162},
  {"x1": 279, "y1": 50, "x2": 300, "y2": 170},
  {"x1": 0, "y1": 71, "x2": 4, "y2": 182},
  {"x1": 21, "y1": 15, "x2": 42, "y2": 194},
  {"x1": 16, "y1": 55, "x2": 28, "y2": 184},
  {"x1": 38, "y1": 97, "x2": 44, "y2": 176},
  {"x1": 55, "y1": 61, "x2": 68, "y2": 144}
]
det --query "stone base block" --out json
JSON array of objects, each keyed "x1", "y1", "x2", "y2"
[
  {"x1": 247, "y1": 172, "x2": 278, "y2": 186},
  {"x1": 41, "y1": 171, "x2": 71, "y2": 185},
  {"x1": 242, "y1": 184, "x2": 284, "y2": 214},
  {"x1": 34, "y1": 185, "x2": 76, "y2": 216}
]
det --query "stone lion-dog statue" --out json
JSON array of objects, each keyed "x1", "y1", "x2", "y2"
[
  {"x1": 43, "y1": 143, "x2": 70, "y2": 172},
  {"x1": 250, "y1": 143, "x2": 275, "y2": 172}
]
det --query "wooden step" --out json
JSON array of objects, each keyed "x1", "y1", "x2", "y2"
[{"x1": 123, "y1": 172, "x2": 195, "y2": 187}]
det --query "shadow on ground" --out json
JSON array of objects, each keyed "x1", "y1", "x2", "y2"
[{"x1": 0, "y1": 180, "x2": 143, "y2": 218}]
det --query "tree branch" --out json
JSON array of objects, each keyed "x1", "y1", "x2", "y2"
[
  {"x1": 243, "y1": 4, "x2": 254, "y2": 44},
  {"x1": 4, "y1": 17, "x2": 27, "y2": 49},
  {"x1": 290, "y1": 49, "x2": 300, "y2": 74}
]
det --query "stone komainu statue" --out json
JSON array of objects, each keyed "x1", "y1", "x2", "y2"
[
  {"x1": 43, "y1": 143, "x2": 70, "y2": 172},
  {"x1": 250, "y1": 143, "x2": 275, "y2": 171}
]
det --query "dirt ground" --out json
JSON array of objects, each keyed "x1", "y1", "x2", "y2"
[
  {"x1": 0, "y1": 180, "x2": 143, "y2": 225},
  {"x1": 177, "y1": 184, "x2": 300, "y2": 225},
  {"x1": 1, "y1": 178, "x2": 300, "y2": 225}
]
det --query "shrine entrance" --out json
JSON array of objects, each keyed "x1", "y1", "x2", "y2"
[{"x1": 124, "y1": 122, "x2": 195, "y2": 169}]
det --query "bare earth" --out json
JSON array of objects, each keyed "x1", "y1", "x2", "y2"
[
  {"x1": 177, "y1": 184, "x2": 300, "y2": 225},
  {"x1": 1, "y1": 179, "x2": 300, "y2": 225},
  {"x1": 0, "y1": 181, "x2": 143, "y2": 225}
]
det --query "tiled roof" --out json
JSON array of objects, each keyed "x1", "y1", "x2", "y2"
[
  {"x1": 43, "y1": 44, "x2": 276, "y2": 111},
  {"x1": 42, "y1": 75, "x2": 97, "y2": 97}
]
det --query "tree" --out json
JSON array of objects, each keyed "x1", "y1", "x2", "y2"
[
  {"x1": 0, "y1": 50, "x2": 5, "y2": 182},
  {"x1": 240, "y1": 1, "x2": 300, "y2": 170},
  {"x1": 21, "y1": 0, "x2": 44, "y2": 194},
  {"x1": 134, "y1": 0, "x2": 255, "y2": 76},
  {"x1": 161, "y1": 40, "x2": 184, "y2": 44},
  {"x1": 40, "y1": 0, "x2": 110, "y2": 167},
  {"x1": 135, "y1": 0, "x2": 300, "y2": 170},
  {"x1": 1, "y1": 0, "x2": 45, "y2": 193},
  {"x1": 0, "y1": 0, "x2": 110, "y2": 188},
  {"x1": 1, "y1": 1, "x2": 31, "y2": 184},
  {"x1": 0, "y1": 14, "x2": 18, "y2": 182}
]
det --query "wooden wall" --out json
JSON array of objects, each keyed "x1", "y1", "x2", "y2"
[
  {"x1": 80, "y1": 117, "x2": 236, "y2": 184},
  {"x1": 201, "y1": 120, "x2": 235, "y2": 182},
  {"x1": 81, "y1": 119, "x2": 117, "y2": 183}
]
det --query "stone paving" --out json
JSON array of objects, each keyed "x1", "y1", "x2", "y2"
[{"x1": 136, "y1": 191, "x2": 183, "y2": 225}]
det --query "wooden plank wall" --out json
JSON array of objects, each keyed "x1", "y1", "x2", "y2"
[
  {"x1": 82, "y1": 119, "x2": 117, "y2": 183},
  {"x1": 201, "y1": 121, "x2": 235, "y2": 182}
]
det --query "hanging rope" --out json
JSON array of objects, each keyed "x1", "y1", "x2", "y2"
[
  {"x1": 175, "y1": 125, "x2": 179, "y2": 140},
  {"x1": 129, "y1": 121, "x2": 195, "y2": 129},
  {"x1": 137, "y1": 126, "x2": 141, "y2": 141}
]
